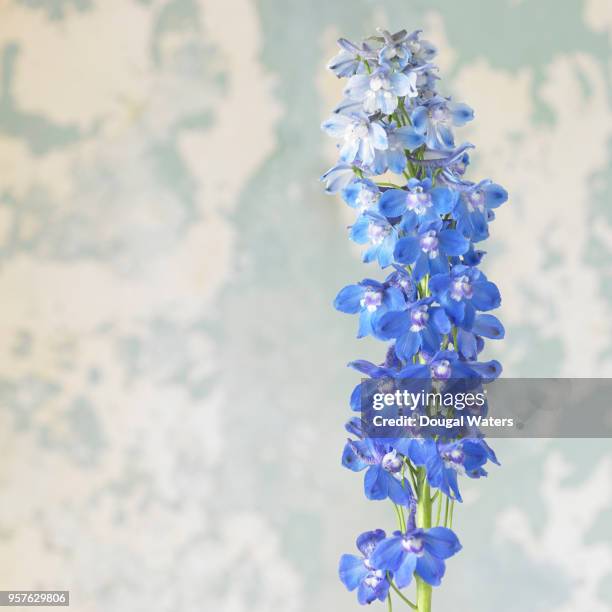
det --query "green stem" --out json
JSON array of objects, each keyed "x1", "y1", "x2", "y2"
[
  {"x1": 388, "y1": 592, "x2": 393, "y2": 611},
  {"x1": 449, "y1": 499, "x2": 455, "y2": 529},
  {"x1": 444, "y1": 495, "x2": 450, "y2": 527},
  {"x1": 388, "y1": 577, "x2": 417, "y2": 610},
  {"x1": 393, "y1": 502, "x2": 406, "y2": 533},
  {"x1": 416, "y1": 472, "x2": 432, "y2": 612},
  {"x1": 376, "y1": 181, "x2": 406, "y2": 188},
  {"x1": 435, "y1": 490, "x2": 443, "y2": 526},
  {"x1": 406, "y1": 460, "x2": 418, "y2": 494}
]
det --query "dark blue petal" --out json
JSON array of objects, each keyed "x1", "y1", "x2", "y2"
[
  {"x1": 345, "y1": 416, "x2": 363, "y2": 437},
  {"x1": 429, "y1": 273, "x2": 450, "y2": 294},
  {"x1": 370, "y1": 536, "x2": 406, "y2": 571},
  {"x1": 349, "y1": 215, "x2": 371, "y2": 244},
  {"x1": 406, "y1": 438, "x2": 435, "y2": 466},
  {"x1": 379, "y1": 189, "x2": 408, "y2": 217},
  {"x1": 437, "y1": 124, "x2": 454, "y2": 148},
  {"x1": 441, "y1": 294, "x2": 465, "y2": 323},
  {"x1": 415, "y1": 551, "x2": 446, "y2": 586},
  {"x1": 411, "y1": 106, "x2": 428, "y2": 134},
  {"x1": 334, "y1": 284, "x2": 364, "y2": 314},
  {"x1": 420, "y1": 324, "x2": 441, "y2": 355},
  {"x1": 466, "y1": 359, "x2": 502, "y2": 381},
  {"x1": 471, "y1": 280, "x2": 501, "y2": 311},
  {"x1": 413, "y1": 252, "x2": 429, "y2": 280},
  {"x1": 430, "y1": 187, "x2": 455, "y2": 215},
  {"x1": 376, "y1": 311, "x2": 411, "y2": 340},
  {"x1": 364, "y1": 465, "x2": 389, "y2": 500},
  {"x1": 423, "y1": 527, "x2": 462, "y2": 560},
  {"x1": 395, "y1": 331, "x2": 421, "y2": 361},
  {"x1": 357, "y1": 529, "x2": 387, "y2": 557},
  {"x1": 378, "y1": 234, "x2": 396, "y2": 268},
  {"x1": 384, "y1": 286, "x2": 406, "y2": 311},
  {"x1": 469, "y1": 211, "x2": 489, "y2": 242},
  {"x1": 357, "y1": 580, "x2": 381, "y2": 605},
  {"x1": 388, "y1": 149, "x2": 407, "y2": 174},
  {"x1": 394, "y1": 236, "x2": 420, "y2": 264},
  {"x1": 471, "y1": 314, "x2": 505, "y2": 339},
  {"x1": 357, "y1": 310, "x2": 374, "y2": 338},
  {"x1": 350, "y1": 383, "x2": 362, "y2": 412},
  {"x1": 457, "y1": 328, "x2": 477, "y2": 360},
  {"x1": 394, "y1": 553, "x2": 417, "y2": 588},
  {"x1": 387, "y1": 474, "x2": 414, "y2": 507},
  {"x1": 395, "y1": 126, "x2": 425, "y2": 151},
  {"x1": 349, "y1": 359, "x2": 389, "y2": 378},
  {"x1": 339, "y1": 554, "x2": 368, "y2": 591},
  {"x1": 342, "y1": 442, "x2": 368, "y2": 472},
  {"x1": 439, "y1": 229, "x2": 469, "y2": 256},
  {"x1": 431, "y1": 307, "x2": 451, "y2": 334},
  {"x1": 449, "y1": 102, "x2": 474, "y2": 126},
  {"x1": 484, "y1": 183, "x2": 508, "y2": 209},
  {"x1": 397, "y1": 363, "x2": 430, "y2": 379}
]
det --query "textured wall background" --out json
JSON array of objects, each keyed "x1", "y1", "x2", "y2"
[{"x1": 0, "y1": 0, "x2": 611, "y2": 610}]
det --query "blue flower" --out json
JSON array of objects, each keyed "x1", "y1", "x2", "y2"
[
  {"x1": 328, "y1": 38, "x2": 377, "y2": 78},
  {"x1": 334, "y1": 279, "x2": 406, "y2": 338},
  {"x1": 378, "y1": 178, "x2": 456, "y2": 223},
  {"x1": 384, "y1": 264, "x2": 418, "y2": 303},
  {"x1": 350, "y1": 211, "x2": 399, "y2": 268},
  {"x1": 376, "y1": 29, "x2": 412, "y2": 70},
  {"x1": 394, "y1": 218, "x2": 469, "y2": 279},
  {"x1": 410, "y1": 438, "x2": 499, "y2": 502},
  {"x1": 429, "y1": 265, "x2": 501, "y2": 324},
  {"x1": 403, "y1": 30, "x2": 437, "y2": 65},
  {"x1": 339, "y1": 530, "x2": 391, "y2": 605},
  {"x1": 345, "y1": 66, "x2": 417, "y2": 115},
  {"x1": 373, "y1": 124, "x2": 425, "y2": 174},
  {"x1": 342, "y1": 438, "x2": 414, "y2": 506},
  {"x1": 374, "y1": 298, "x2": 451, "y2": 361},
  {"x1": 371, "y1": 523, "x2": 461, "y2": 587},
  {"x1": 341, "y1": 179, "x2": 381, "y2": 211},
  {"x1": 320, "y1": 163, "x2": 358, "y2": 194},
  {"x1": 411, "y1": 96, "x2": 474, "y2": 151},
  {"x1": 454, "y1": 313, "x2": 505, "y2": 360},
  {"x1": 322, "y1": 113, "x2": 389, "y2": 166},
  {"x1": 453, "y1": 180, "x2": 508, "y2": 242}
]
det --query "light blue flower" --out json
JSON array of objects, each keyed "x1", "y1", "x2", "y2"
[
  {"x1": 322, "y1": 112, "x2": 388, "y2": 165},
  {"x1": 320, "y1": 163, "x2": 358, "y2": 194},
  {"x1": 345, "y1": 66, "x2": 418, "y2": 115},
  {"x1": 334, "y1": 279, "x2": 406, "y2": 338},
  {"x1": 373, "y1": 123, "x2": 425, "y2": 174},
  {"x1": 453, "y1": 180, "x2": 508, "y2": 242},
  {"x1": 341, "y1": 179, "x2": 381, "y2": 211},
  {"x1": 412, "y1": 96, "x2": 474, "y2": 150},
  {"x1": 376, "y1": 29, "x2": 412, "y2": 70},
  {"x1": 393, "y1": 218, "x2": 470, "y2": 280},
  {"x1": 374, "y1": 298, "x2": 451, "y2": 361},
  {"x1": 429, "y1": 265, "x2": 501, "y2": 324},
  {"x1": 378, "y1": 178, "x2": 456, "y2": 224},
  {"x1": 404, "y1": 30, "x2": 437, "y2": 65},
  {"x1": 328, "y1": 38, "x2": 377, "y2": 78},
  {"x1": 350, "y1": 211, "x2": 398, "y2": 268}
]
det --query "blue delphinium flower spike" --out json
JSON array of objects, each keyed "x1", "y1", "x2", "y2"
[{"x1": 322, "y1": 26, "x2": 507, "y2": 606}]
